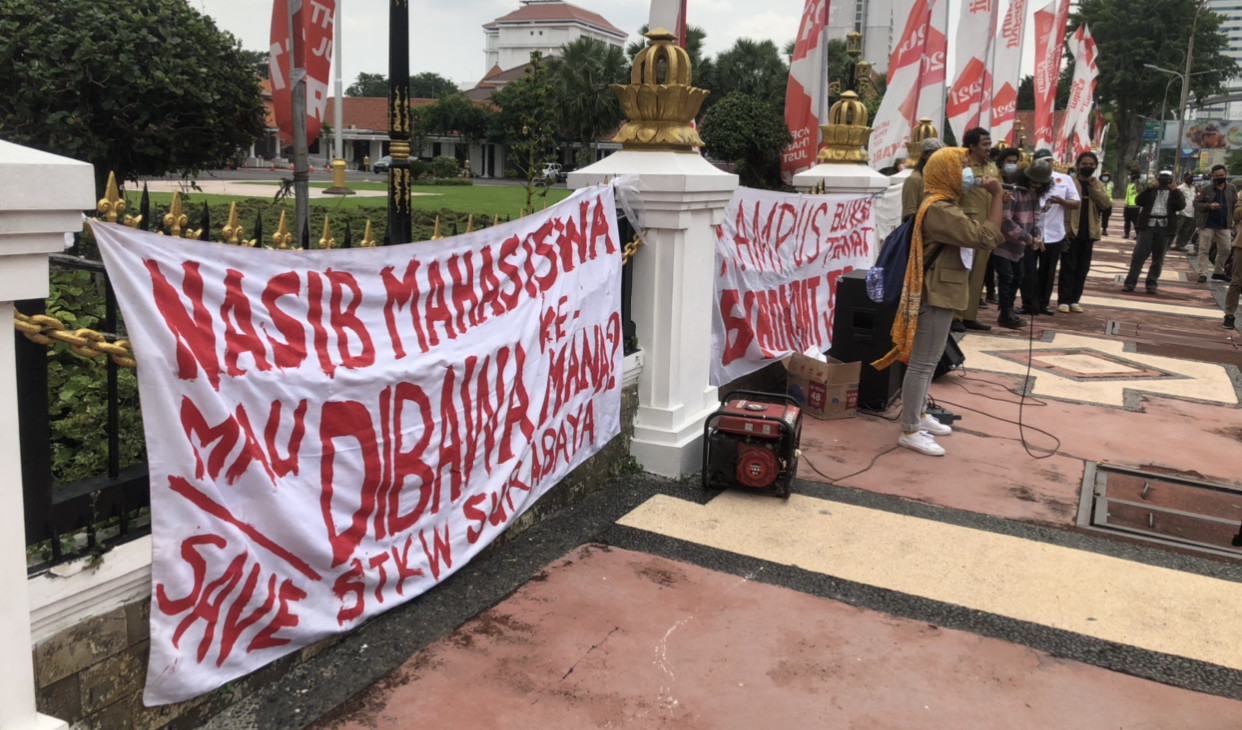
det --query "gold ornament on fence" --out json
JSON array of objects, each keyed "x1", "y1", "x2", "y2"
[
  {"x1": 610, "y1": 28, "x2": 708, "y2": 150},
  {"x1": 817, "y1": 91, "x2": 874, "y2": 165}
]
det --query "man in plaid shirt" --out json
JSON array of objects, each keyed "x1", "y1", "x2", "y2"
[{"x1": 995, "y1": 159, "x2": 1052, "y2": 329}]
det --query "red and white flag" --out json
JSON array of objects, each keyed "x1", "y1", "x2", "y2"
[
  {"x1": 1033, "y1": 0, "x2": 1071, "y2": 151},
  {"x1": 868, "y1": 0, "x2": 950, "y2": 170},
  {"x1": 1092, "y1": 110, "x2": 1109, "y2": 159},
  {"x1": 1056, "y1": 24, "x2": 1099, "y2": 160},
  {"x1": 947, "y1": 0, "x2": 999, "y2": 143},
  {"x1": 648, "y1": 0, "x2": 686, "y2": 43},
  {"x1": 269, "y1": 0, "x2": 336, "y2": 148},
  {"x1": 990, "y1": 0, "x2": 1028, "y2": 145},
  {"x1": 781, "y1": 0, "x2": 831, "y2": 185}
]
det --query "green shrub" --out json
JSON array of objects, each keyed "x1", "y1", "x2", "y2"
[
  {"x1": 432, "y1": 155, "x2": 459, "y2": 179},
  {"x1": 408, "y1": 160, "x2": 429, "y2": 179},
  {"x1": 421, "y1": 178, "x2": 473, "y2": 186}
]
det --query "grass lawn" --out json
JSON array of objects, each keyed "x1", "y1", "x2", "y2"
[{"x1": 127, "y1": 182, "x2": 571, "y2": 220}]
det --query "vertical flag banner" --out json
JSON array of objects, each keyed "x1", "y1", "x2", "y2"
[
  {"x1": 94, "y1": 186, "x2": 624, "y2": 705},
  {"x1": 269, "y1": 0, "x2": 336, "y2": 147},
  {"x1": 1033, "y1": 0, "x2": 1071, "y2": 151},
  {"x1": 947, "y1": 0, "x2": 999, "y2": 143},
  {"x1": 869, "y1": 0, "x2": 934, "y2": 169},
  {"x1": 781, "y1": 0, "x2": 831, "y2": 185},
  {"x1": 1058, "y1": 24, "x2": 1099, "y2": 160},
  {"x1": 990, "y1": 0, "x2": 1028, "y2": 145}
]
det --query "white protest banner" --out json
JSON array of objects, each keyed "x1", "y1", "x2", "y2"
[
  {"x1": 93, "y1": 186, "x2": 623, "y2": 705},
  {"x1": 712, "y1": 188, "x2": 874, "y2": 386}
]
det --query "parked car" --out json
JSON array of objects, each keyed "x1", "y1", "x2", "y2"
[
  {"x1": 541, "y1": 162, "x2": 564, "y2": 183},
  {"x1": 372, "y1": 155, "x2": 393, "y2": 173}
]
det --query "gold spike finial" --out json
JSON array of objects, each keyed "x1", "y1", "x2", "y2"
[
  {"x1": 492, "y1": 214, "x2": 500, "y2": 228},
  {"x1": 319, "y1": 216, "x2": 336, "y2": 249},
  {"x1": 222, "y1": 202, "x2": 244, "y2": 245},
  {"x1": 97, "y1": 172, "x2": 127, "y2": 223},
  {"x1": 164, "y1": 192, "x2": 188, "y2": 238},
  {"x1": 465, "y1": 215, "x2": 474, "y2": 234},
  {"x1": 430, "y1": 216, "x2": 443, "y2": 240},
  {"x1": 359, "y1": 220, "x2": 377, "y2": 247},
  {"x1": 273, "y1": 211, "x2": 294, "y2": 250}
]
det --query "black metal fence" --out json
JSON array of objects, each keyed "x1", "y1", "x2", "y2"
[{"x1": 18, "y1": 253, "x2": 149, "y2": 574}]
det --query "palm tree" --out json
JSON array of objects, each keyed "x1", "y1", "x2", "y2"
[
  {"x1": 547, "y1": 38, "x2": 629, "y2": 161},
  {"x1": 709, "y1": 39, "x2": 788, "y2": 111}
]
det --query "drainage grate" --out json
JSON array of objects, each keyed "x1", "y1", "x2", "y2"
[{"x1": 1078, "y1": 462, "x2": 1242, "y2": 558}]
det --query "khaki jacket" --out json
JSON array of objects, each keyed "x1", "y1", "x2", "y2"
[
  {"x1": 901, "y1": 171, "x2": 924, "y2": 221},
  {"x1": 1066, "y1": 176, "x2": 1113, "y2": 241},
  {"x1": 921, "y1": 201, "x2": 1003, "y2": 311}
]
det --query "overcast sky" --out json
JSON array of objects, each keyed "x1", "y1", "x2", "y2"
[{"x1": 196, "y1": 0, "x2": 814, "y2": 90}]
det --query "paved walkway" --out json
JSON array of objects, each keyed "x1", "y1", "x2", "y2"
[{"x1": 205, "y1": 221, "x2": 1242, "y2": 730}]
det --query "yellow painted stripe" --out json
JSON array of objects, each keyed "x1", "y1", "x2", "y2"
[{"x1": 618, "y1": 493, "x2": 1242, "y2": 670}]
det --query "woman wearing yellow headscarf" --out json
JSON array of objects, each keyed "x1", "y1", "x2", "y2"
[{"x1": 874, "y1": 146, "x2": 1004, "y2": 456}]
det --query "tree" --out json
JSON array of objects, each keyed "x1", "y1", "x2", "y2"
[
  {"x1": 346, "y1": 72, "x2": 388, "y2": 97},
  {"x1": 1074, "y1": 0, "x2": 1238, "y2": 193},
  {"x1": 409, "y1": 71, "x2": 459, "y2": 99},
  {"x1": 1016, "y1": 68, "x2": 1075, "y2": 111},
  {"x1": 708, "y1": 39, "x2": 789, "y2": 113},
  {"x1": 240, "y1": 49, "x2": 270, "y2": 79},
  {"x1": 700, "y1": 91, "x2": 792, "y2": 189},
  {"x1": 547, "y1": 38, "x2": 629, "y2": 156},
  {"x1": 0, "y1": 0, "x2": 267, "y2": 194},
  {"x1": 423, "y1": 92, "x2": 495, "y2": 150},
  {"x1": 491, "y1": 52, "x2": 558, "y2": 212}
]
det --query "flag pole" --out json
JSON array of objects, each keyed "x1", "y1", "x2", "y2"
[
  {"x1": 288, "y1": 0, "x2": 310, "y2": 248},
  {"x1": 326, "y1": 1, "x2": 354, "y2": 195}
]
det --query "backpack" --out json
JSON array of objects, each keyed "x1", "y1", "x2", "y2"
[{"x1": 865, "y1": 216, "x2": 943, "y2": 307}]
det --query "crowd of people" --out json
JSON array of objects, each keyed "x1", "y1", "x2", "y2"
[{"x1": 890, "y1": 127, "x2": 1242, "y2": 457}]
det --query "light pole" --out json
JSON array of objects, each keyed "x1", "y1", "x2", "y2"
[{"x1": 1144, "y1": 64, "x2": 1214, "y2": 173}]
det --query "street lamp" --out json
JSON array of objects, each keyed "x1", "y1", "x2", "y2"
[{"x1": 1144, "y1": 63, "x2": 1214, "y2": 173}]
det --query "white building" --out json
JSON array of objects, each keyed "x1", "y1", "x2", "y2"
[
  {"x1": 482, "y1": 0, "x2": 629, "y2": 77},
  {"x1": 826, "y1": 0, "x2": 898, "y2": 75},
  {"x1": 1204, "y1": 0, "x2": 1242, "y2": 118}
]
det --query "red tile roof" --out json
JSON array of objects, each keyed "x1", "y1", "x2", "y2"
[{"x1": 483, "y1": 2, "x2": 626, "y2": 38}]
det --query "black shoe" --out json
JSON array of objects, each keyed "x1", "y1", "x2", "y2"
[
  {"x1": 998, "y1": 311, "x2": 1026, "y2": 329},
  {"x1": 1016, "y1": 305, "x2": 1037, "y2": 315},
  {"x1": 950, "y1": 320, "x2": 966, "y2": 333},
  {"x1": 962, "y1": 319, "x2": 992, "y2": 331},
  {"x1": 1039, "y1": 306, "x2": 1056, "y2": 316},
  {"x1": 1122, "y1": 285, "x2": 1135, "y2": 292},
  {"x1": 978, "y1": 298, "x2": 989, "y2": 309},
  {"x1": 1198, "y1": 274, "x2": 1208, "y2": 283},
  {"x1": 985, "y1": 293, "x2": 998, "y2": 304},
  {"x1": 1146, "y1": 287, "x2": 1158, "y2": 295},
  {"x1": 1224, "y1": 315, "x2": 1236, "y2": 329},
  {"x1": 1212, "y1": 272, "x2": 1230, "y2": 281}
]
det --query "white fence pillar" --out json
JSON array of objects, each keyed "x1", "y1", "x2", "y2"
[
  {"x1": 570, "y1": 151, "x2": 737, "y2": 477},
  {"x1": 0, "y1": 140, "x2": 94, "y2": 730}
]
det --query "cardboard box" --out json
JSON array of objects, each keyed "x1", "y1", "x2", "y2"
[{"x1": 784, "y1": 353, "x2": 861, "y2": 420}]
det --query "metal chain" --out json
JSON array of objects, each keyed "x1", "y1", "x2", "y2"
[
  {"x1": 13, "y1": 311, "x2": 137, "y2": 369},
  {"x1": 622, "y1": 231, "x2": 645, "y2": 265}
]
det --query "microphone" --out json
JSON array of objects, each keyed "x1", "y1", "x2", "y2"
[{"x1": 1000, "y1": 183, "x2": 1018, "y2": 191}]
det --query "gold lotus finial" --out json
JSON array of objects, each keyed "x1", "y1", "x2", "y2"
[
  {"x1": 817, "y1": 91, "x2": 874, "y2": 165},
  {"x1": 610, "y1": 27, "x2": 707, "y2": 150},
  {"x1": 905, "y1": 117, "x2": 940, "y2": 166}
]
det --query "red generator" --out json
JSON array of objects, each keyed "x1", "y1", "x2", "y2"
[{"x1": 702, "y1": 391, "x2": 802, "y2": 499}]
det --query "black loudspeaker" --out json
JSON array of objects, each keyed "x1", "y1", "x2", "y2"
[
  {"x1": 828, "y1": 270, "x2": 904, "y2": 411},
  {"x1": 934, "y1": 334, "x2": 966, "y2": 380}
]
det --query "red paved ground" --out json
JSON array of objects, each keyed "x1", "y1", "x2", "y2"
[{"x1": 316, "y1": 546, "x2": 1242, "y2": 730}]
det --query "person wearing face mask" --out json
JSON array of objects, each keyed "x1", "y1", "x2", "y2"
[
  {"x1": 873, "y1": 146, "x2": 1004, "y2": 456},
  {"x1": 1058, "y1": 152, "x2": 1113, "y2": 313},
  {"x1": 1019, "y1": 149, "x2": 1080, "y2": 316},
  {"x1": 1123, "y1": 170, "x2": 1185, "y2": 294},
  {"x1": 985, "y1": 147, "x2": 1023, "y2": 306},
  {"x1": 1099, "y1": 170, "x2": 1115, "y2": 236},
  {"x1": 1170, "y1": 173, "x2": 1198, "y2": 252},
  {"x1": 902, "y1": 137, "x2": 946, "y2": 221},
  {"x1": 995, "y1": 159, "x2": 1049, "y2": 328},
  {"x1": 1193, "y1": 164, "x2": 1239, "y2": 282},
  {"x1": 950, "y1": 127, "x2": 999, "y2": 333}
]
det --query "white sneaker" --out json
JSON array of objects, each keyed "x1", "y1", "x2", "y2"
[
  {"x1": 898, "y1": 430, "x2": 946, "y2": 456},
  {"x1": 1057, "y1": 303, "x2": 1070, "y2": 313},
  {"x1": 918, "y1": 413, "x2": 952, "y2": 436}
]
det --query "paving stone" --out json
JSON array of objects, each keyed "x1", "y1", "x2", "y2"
[{"x1": 35, "y1": 607, "x2": 128, "y2": 688}]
